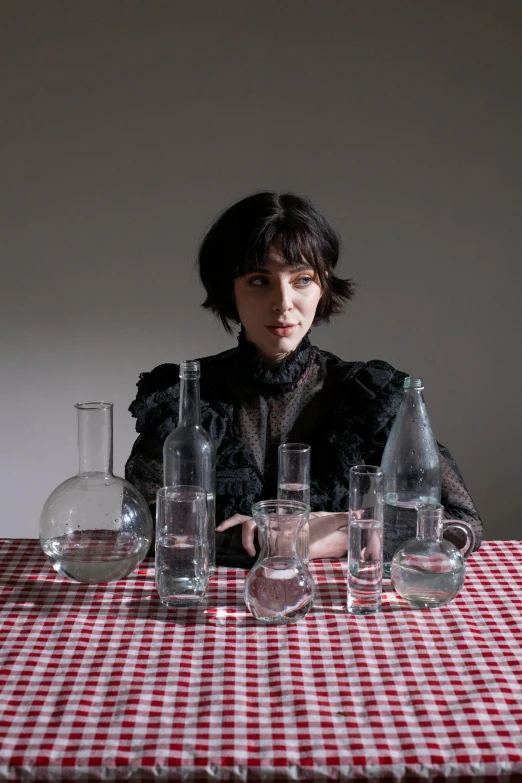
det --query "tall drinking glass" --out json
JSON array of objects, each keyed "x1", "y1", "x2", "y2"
[
  {"x1": 347, "y1": 465, "x2": 384, "y2": 615},
  {"x1": 277, "y1": 443, "x2": 311, "y2": 564},
  {"x1": 155, "y1": 485, "x2": 209, "y2": 607}
]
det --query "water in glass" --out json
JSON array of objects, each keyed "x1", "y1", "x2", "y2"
[
  {"x1": 156, "y1": 533, "x2": 207, "y2": 606},
  {"x1": 277, "y1": 482, "x2": 310, "y2": 563},
  {"x1": 277, "y1": 482, "x2": 310, "y2": 505},
  {"x1": 348, "y1": 518, "x2": 383, "y2": 614}
]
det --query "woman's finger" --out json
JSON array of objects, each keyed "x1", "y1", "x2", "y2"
[
  {"x1": 241, "y1": 519, "x2": 257, "y2": 557},
  {"x1": 216, "y1": 513, "x2": 251, "y2": 532}
]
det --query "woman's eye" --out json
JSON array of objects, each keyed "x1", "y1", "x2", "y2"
[
  {"x1": 248, "y1": 276, "x2": 269, "y2": 286},
  {"x1": 295, "y1": 276, "x2": 313, "y2": 287}
]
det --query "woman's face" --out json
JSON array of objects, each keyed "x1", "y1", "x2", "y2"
[{"x1": 233, "y1": 244, "x2": 322, "y2": 363}]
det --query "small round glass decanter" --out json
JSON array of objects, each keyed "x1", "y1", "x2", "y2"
[
  {"x1": 244, "y1": 500, "x2": 315, "y2": 624},
  {"x1": 40, "y1": 402, "x2": 153, "y2": 584},
  {"x1": 390, "y1": 503, "x2": 475, "y2": 609}
]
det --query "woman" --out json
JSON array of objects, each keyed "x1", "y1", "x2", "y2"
[{"x1": 125, "y1": 192, "x2": 482, "y2": 567}]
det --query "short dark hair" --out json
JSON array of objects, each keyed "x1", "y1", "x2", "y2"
[{"x1": 198, "y1": 191, "x2": 356, "y2": 333}]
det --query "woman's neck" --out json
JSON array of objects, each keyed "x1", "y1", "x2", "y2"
[
  {"x1": 240, "y1": 328, "x2": 298, "y2": 369},
  {"x1": 259, "y1": 348, "x2": 295, "y2": 370}
]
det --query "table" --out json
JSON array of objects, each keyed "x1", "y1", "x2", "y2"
[{"x1": 1, "y1": 540, "x2": 521, "y2": 781}]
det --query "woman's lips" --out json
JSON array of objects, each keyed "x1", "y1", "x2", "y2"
[{"x1": 266, "y1": 324, "x2": 297, "y2": 337}]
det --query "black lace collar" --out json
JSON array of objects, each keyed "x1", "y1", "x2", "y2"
[{"x1": 234, "y1": 327, "x2": 315, "y2": 395}]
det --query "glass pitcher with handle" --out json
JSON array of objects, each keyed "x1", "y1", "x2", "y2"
[{"x1": 390, "y1": 503, "x2": 475, "y2": 608}]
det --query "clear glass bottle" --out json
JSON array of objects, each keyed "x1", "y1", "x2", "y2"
[
  {"x1": 40, "y1": 402, "x2": 153, "y2": 583},
  {"x1": 381, "y1": 376, "x2": 442, "y2": 576},
  {"x1": 163, "y1": 360, "x2": 216, "y2": 574},
  {"x1": 244, "y1": 500, "x2": 315, "y2": 624},
  {"x1": 390, "y1": 503, "x2": 475, "y2": 608}
]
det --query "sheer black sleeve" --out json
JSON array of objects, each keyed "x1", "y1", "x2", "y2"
[{"x1": 439, "y1": 444, "x2": 483, "y2": 552}]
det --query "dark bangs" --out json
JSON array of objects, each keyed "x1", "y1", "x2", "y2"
[
  {"x1": 198, "y1": 191, "x2": 356, "y2": 333},
  {"x1": 235, "y1": 202, "x2": 333, "y2": 284}
]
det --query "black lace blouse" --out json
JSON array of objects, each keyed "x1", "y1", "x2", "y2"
[{"x1": 125, "y1": 334, "x2": 482, "y2": 567}]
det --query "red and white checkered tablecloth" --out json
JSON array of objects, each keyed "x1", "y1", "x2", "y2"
[{"x1": 1, "y1": 539, "x2": 521, "y2": 782}]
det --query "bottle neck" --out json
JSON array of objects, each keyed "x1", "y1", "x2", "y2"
[
  {"x1": 179, "y1": 376, "x2": 201, "y2": 427},
  {"x1": 405, "y1": 386, "x2": 425, "y2": 405},
  {"x1": 76, "y1": 403, "x2": 113, "y2": 475},
  {"x1": 403, "y1": 376, "x2": 426, "y2": 407},
  {"x1": 417, "y1": 505, "x2": 444, "y2": 541}
]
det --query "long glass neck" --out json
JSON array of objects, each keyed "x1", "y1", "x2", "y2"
[
  {"x1": 76, "y1": 403, "x2": 113, "y2": 475},
  {"x1": 179, "y1": 362, "x2": 201, "y2": 427},
  {"x1": 417, "y1": 506, "x2": 444, "y2": 541}
]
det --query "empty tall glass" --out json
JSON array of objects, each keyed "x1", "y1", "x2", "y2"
[
  {"x1": 277, "y1": 443, "x2": 311, "y2": 563},
  {"x1": 347, "y1": 465, "x2": 384, "y2": 615},
  {"x1": 155, "y1": 486, "x2": 209, "y2": 607}
]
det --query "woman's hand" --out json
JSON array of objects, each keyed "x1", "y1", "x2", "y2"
[
  {"x1": 216, "y1": 510, "x2": 350, "y2": 561},
  {"x1": 308, "y1": 511, "x2": 349, "y2": 560},
  {"x1": 216, "y1": 514, "x2": 258, "y2": 557}
]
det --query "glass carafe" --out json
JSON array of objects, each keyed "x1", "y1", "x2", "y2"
[
  {"x1": 381, "y1": 376, "x2": 442, "y2": 576},
  {"x1": 390, "y1": 503, "x2": 475, "y2": 608},
  {"x1": 244, "y1": 500, "x2": 315, "y2": 624},
  {"x1": 40, "y1": 402, "x2": 153, "y2": 583}
]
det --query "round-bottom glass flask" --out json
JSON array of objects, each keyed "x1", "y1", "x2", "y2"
[{"x1": 40, "y1": 402, "x2": 153, "y2": 584}]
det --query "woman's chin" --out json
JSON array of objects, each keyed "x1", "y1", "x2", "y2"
[{"x1": 264, "y1": 332, "x2": 304, "y2": 358}]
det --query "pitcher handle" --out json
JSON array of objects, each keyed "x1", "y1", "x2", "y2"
[{"x1": 443, "y1": 520, "x2": 476, "y2": 560}]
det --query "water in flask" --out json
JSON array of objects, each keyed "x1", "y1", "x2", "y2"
[
  {"x1": 42, "y1": 529, "x2": 147, "y2": 583},
  {"x1": 390, "y1": 552, "x2": 465, "y2": 608}
]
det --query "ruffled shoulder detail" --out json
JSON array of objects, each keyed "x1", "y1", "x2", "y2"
[
  {"x1": 129, "y1": 362, "x2": 231, "y2": 448},
  {"x1": 129, "y1": 363, "x2": 180, "y2": 434},
  {"x1": 309, "y1": 357, "x2": 407, "y2": 512},
  {"x1": 128, "y1": 357, "x2": 264, "y2": 526}
]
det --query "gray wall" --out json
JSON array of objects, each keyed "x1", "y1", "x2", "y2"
[{"x1": 2, "y1": 0, "x2": 521, "y2": 539}]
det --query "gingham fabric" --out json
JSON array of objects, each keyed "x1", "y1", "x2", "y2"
[{"x1": 1, "y1": 540, "x2": 521, "y2": 782}]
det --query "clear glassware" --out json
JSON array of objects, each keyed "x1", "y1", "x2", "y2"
[
  {"x1": 381, "y1": 376, "x2": 442, "y2": 576},
  {"x1": 163, "y1": 360, "x2": 216, "y2": 575},
  {"x1": 390, "y1": 503, "x2": 475, "y2": 609},
  {"x1": 40, "y1": 402, "x2": 153, "y2": 583},
  {"x1": 347, "y1": 465, "x2": 384, "y2": 615},
  {"x1": 277, "y1": 443, "x2": 311, "y2": 564},
  {"x1": 155, "y1": 485, "x2": 209, "y2": 607},
  {"x1": 244, "y1": 500, "x2": 315, "y2": 624}
]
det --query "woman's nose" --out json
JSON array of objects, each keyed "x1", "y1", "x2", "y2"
[{"x1": 271, "y1": 283, "x2": 293, "y2": 313}]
